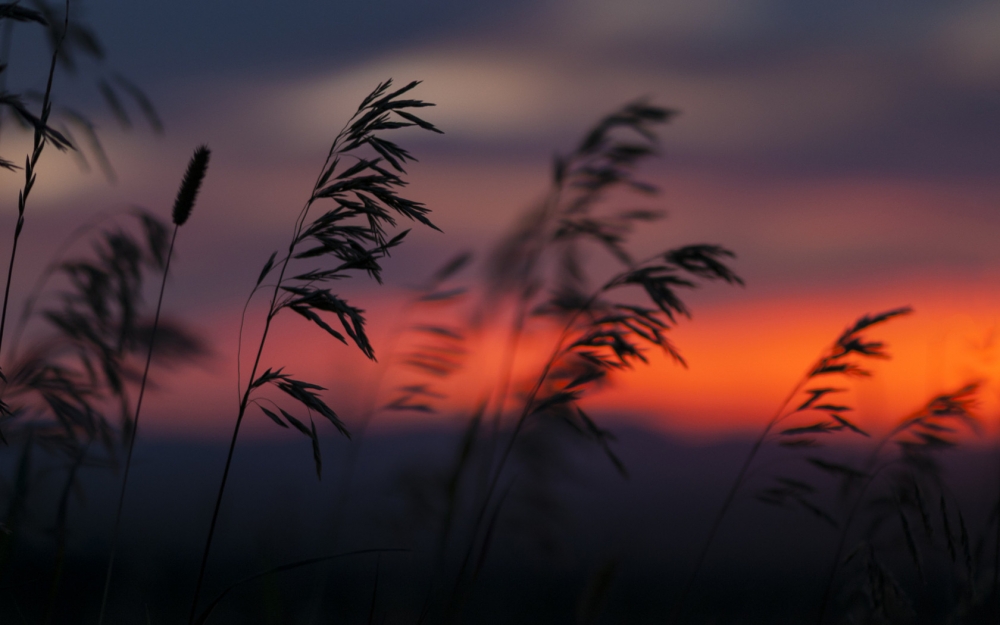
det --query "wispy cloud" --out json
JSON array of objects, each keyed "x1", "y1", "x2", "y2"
[{"x1": 932, "y1": 2, "x2": 1000, "y2": 85}]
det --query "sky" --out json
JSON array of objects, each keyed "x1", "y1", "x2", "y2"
[{"x1": 1, "y1": 0, "x2": 999, "y2": 440}]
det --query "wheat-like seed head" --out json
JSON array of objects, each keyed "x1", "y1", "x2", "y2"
[{"x1": 172, "y1": 145, "x2": 210, "y2": 226}]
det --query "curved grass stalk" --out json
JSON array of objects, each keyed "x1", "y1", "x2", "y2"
[
  {"x1": 668, "y1": 307, "x2": 912, "y2": 624},
  {"x1": 188, "y1": 80, "x2": 439, "y2": 624},
  {"x1": 815, "y1": 383, "x2": 980, "y2": 623},
  {"x1": 447, "y1": 247, "x2": 741, "y2": 616},
  {"x1": 188, "y1": 163, "x2": 325, "y2": 625}
]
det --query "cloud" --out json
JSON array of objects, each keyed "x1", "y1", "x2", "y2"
[
  {"x1": 248, "y1": 46, "x2": 893, "y2": 159},
  {"x1": 93, "y1": 0, "x2": 998, "y2": 188},
  {"x1": 540, "y1": 0, "x2": 776, "y2": 46},
  {"x1": 277, "y1": 54, "x2": 562, "y2": 141},
  {"x1": 933, "y1": 2, "x2": 1000, "y2": 85}
]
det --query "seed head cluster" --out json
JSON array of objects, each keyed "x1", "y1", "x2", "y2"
[{"x1": 172, "y1": 145, "x2": 210, "y2": 226}]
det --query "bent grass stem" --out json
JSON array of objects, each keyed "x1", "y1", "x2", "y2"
[
  {"x1": 189, "y1": 140, "x2": 339, "y2": 622},
  {"x1": 669, "y1": 374, "x2": 811, "y2": 623},
  {"x1": 450, "y1": 257, "x2": 663, "y2": 608},
  {"x1": 670, "y1": 306, "x2": 912, "y2": 623}
]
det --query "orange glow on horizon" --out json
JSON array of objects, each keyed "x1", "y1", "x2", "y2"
[
  {"x1": 59, "y1": 151, "x2": 997, "y2": 448},
  {"x1": 142, "y1": 271, "x2": 1000, "y2": 447}
]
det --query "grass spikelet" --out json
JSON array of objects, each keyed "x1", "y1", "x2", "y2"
[{"x1": 172, "y1": 145, "x2": 210, "y2": 226}]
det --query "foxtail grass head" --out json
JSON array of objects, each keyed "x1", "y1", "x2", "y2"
[{"x1": 172, "y1": 145, "x2": 210, "y2": 226}]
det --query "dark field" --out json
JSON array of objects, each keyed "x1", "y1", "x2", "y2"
[{"x1": 2, "y1": 425, "x2": 997, "y2": 623}]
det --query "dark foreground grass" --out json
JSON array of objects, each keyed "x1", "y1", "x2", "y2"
[{"x1": 0, "y1": 430, "x2": 996, "y2": 624}]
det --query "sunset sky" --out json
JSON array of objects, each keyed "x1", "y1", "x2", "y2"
[{"x1": 2, "y1": 0, "x2": 1000, "y2": 440}]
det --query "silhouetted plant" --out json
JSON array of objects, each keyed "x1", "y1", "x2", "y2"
[
  {"x1": 478, "y1": 100, "x2": 677, "y2": 456},
  {"x1": 817, "y1": 383, "x2": 983, "y2": 624},
  {"x1": 671, "y1": 307, "x2": 912, "y2": 623},
  {"x1": 188, "y1": 78, "x2": 441, "y2": 624},
  {"x1": 450, "y1": 244, "x2": 741, "y2": 605},
  {"x1": 98, "y1": 144, "x2": 210, "y2": 625},
  {"x1": 411, "y1": 100, "x2": 744, "y2": 621},
  {"x1": 5, "y1": 6, "x2": 986, "y2": 623},
  {"x1": 0, "y1": 207, "x2": 204, "y2": 604},
  {"x1": 0, "y1": 1, "x2": 72, "y2": 382}
]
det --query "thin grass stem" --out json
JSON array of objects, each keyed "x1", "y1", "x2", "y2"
[
  {"x1": 668, "y1": 309, "x2": 911, "y2": 623},
  {"x1": 189, "y1": 146, "x2": 335, "y2": 622},
  {"x1": 97, "y1": 225, "x2": 178, "y2": 625},
  {"x1": 668, "y1": 376, "x2": 810, "y2": 623},
  {"x1": 0, "y1": 0, "x2": 68, "y2": 366},
  {"x1": 190, "y1": 81, "x2": 439, "y2": 622},
  {"x1": 188, "y1": 222, "x2": 298, "y2": 624}
]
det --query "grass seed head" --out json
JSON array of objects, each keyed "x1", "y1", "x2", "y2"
[{"x1": 172, "y1": 145, "x2": 210, "y2": 226}]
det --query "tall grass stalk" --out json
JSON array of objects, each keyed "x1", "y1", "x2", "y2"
[
  {"x1": 427, "y1": 101, "x2": 745, "y2": 621},
  {"x1": 451, "y1": 276, "x2": 624, "y2": 602},
  {"x1": 449, "y1": 246, "x2": 741, "y2": 615},
  {"x1": 0, "y1": 206, "x2": 193, "y2": 594},
  {"x1": 187, "y1": 146, "x2": 322, "y2": 625},
  {"x1": 815, "y1": 383, "x2": 979, "y2": 623},
  {"x1": 669, "y1": 307, "x2": 912, "y2": 624},
  {"x1": 98, "y1": 145, "x2": 209, "y2": 625},
  {"x1": 188, "y1": 79, "x2": 439, "y2": 624}
]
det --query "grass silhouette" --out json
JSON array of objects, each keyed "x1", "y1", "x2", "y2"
[
  {"x1": 344, "y1": 100, "x2": 745, "y2": 623},
  {"x1": 0, "y1": 0, "x2": 71, "y2": 372},
  {"x1": 671, "y1": 307, "x2": 912, "y2": 622},
  {"x1": 0, "y1": 5, "x2": 202, "y2": 620},
  {"x1": 188, "y1": 78, "x2": 442, "y2": 624},
  {"x1": 98, "y1": 145, "x2": 210, "y2": 625},
  {"x1": 814, "y1": 382, "x2": 985, "y2": 623},
  {"x1": 0, "y1": 6, "x2": 998, "y2": 625}
]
